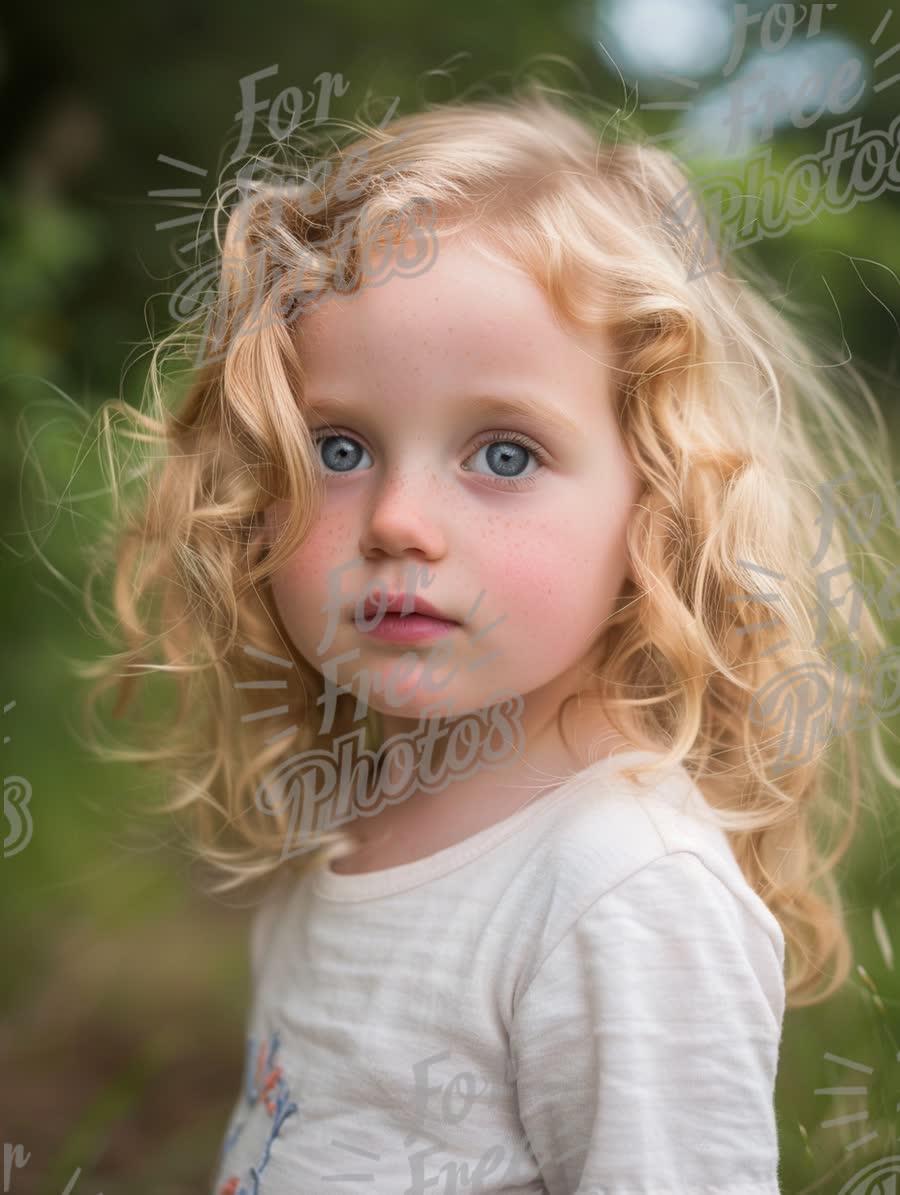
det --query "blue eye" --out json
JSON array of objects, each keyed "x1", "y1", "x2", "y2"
[
  {"x1": 461, "y1": 432, "x2": 545, "y2": 489},
  {"x1": 464, "y1": 438, "x2": 536, "y2": 480},
  {"x1": 314, "y1": 432, "x2": 373, "y2": 474}
]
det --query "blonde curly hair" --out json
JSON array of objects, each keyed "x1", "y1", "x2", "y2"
[{"x1": 76, "y1": 81, "x2": 898, "y2": 1009}]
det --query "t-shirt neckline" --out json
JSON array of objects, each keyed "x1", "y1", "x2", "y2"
[{"x1": 311, "y1": 749, "x2": 666, "y2": 902}]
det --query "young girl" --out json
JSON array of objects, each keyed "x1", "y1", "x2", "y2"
[{"x1": 83, "y1": 84, "x2": 898, "y2": 1192}]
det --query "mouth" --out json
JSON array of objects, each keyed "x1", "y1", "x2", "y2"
[
  {"x1": 363, "y1": 592, "x2": 457, "y2": 622},
  {"x1": 353, "y1": 591, "x2": 461, "y2": 642}
]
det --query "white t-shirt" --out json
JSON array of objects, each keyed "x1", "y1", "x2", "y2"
[{"x1": 211, "y1": 750, "x2": 786, "y2": 1194}]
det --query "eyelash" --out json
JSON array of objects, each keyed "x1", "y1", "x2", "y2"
[{"x1": 309, "y1": 428, "x2": 549, "y2": 491}]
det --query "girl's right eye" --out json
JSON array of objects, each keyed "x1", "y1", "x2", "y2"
[{"x1": 312, "y1": 430, "x2": 373, "y2": 474}]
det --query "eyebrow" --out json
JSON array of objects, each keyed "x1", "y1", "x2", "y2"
[{"x1": 302, "y1": 392, "x2": 581, "y2": 440}]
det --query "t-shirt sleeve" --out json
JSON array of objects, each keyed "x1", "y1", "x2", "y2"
[{"x1": 508, "y1": 850, "x2": 786, "y2": 1194}]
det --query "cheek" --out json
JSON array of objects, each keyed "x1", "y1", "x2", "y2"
[
  {"x1": 265, "y1": 501, "x2": 356, "y2": 660},
  {"x1": 469, "y1": 517, "x2": 631, "y2": 681}
]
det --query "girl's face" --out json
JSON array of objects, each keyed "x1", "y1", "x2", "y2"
[{"x1": 264, "y1": 232, "x2": 644, "y2": 728}]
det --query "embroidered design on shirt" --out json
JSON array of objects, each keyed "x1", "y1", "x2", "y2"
[{"x1": 217, "y1": 1028, "x2": 299, "y2": 1194}]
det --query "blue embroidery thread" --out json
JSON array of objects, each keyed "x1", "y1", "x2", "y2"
[{"x1": 217, "y1": 1028, "x2": 299, "y2": 1195}]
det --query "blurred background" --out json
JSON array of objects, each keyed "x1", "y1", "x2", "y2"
[{"x1": 1, "y1": 2, "x2": 899, "y2": 1192}]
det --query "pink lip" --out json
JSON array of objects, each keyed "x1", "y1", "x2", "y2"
[
  {"x1": 357, "y1": 613, "x2": 460, "y2": 643},
  {"x1": 365, "y1": 592, "x2": 454, "y2": 620},
  {"x1": 354, "y1": 591, "x2": 461, "y2": 642}
]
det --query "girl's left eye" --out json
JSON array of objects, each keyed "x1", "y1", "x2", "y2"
[{"x1": 461, "y1": 433, "x2": 547, "y2": 489}]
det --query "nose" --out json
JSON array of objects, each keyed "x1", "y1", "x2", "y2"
[{"x1": 358, "y1": 464, "x2": 448, "y2": 561}]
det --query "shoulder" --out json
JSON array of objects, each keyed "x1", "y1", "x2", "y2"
[
  {"x1": 512, "y1": 850, "x2": 787, "y2": 1046},
  {"x1": 523, "y1": 753, "x2": 747, "y2": 902},
  {"x1": 249, "y1": 866, "x2": 301, "y2": 987},
  {"x1": 511, "y1": 755, "x2": 785, "y2": 999}
]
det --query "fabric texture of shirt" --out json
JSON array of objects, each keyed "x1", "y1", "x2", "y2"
[{"x1": 211, "y1": 748, "x2": 787, "y2": 1194}]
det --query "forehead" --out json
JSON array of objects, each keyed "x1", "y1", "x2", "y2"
[{"x1": 294, "y1": 233, "x2": 610, "y2": 393}]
